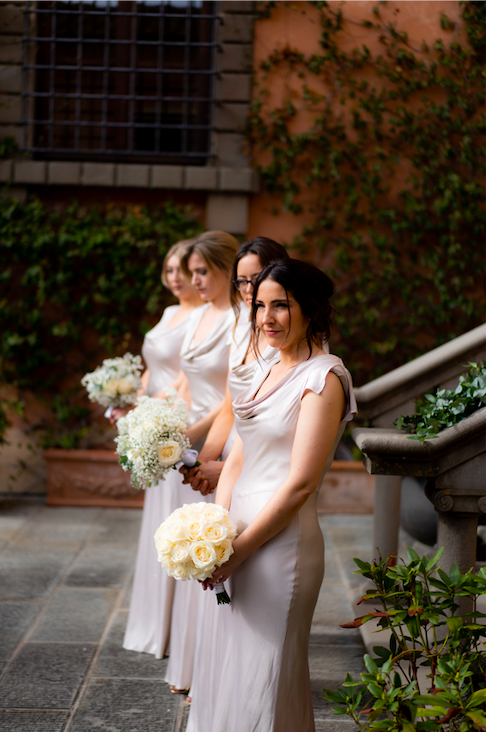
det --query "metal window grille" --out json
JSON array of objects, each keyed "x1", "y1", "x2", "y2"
[{"x1": 22, "y1": 0, "x2": 218, "y2": 164}]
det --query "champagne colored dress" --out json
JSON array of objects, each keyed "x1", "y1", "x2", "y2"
[
  {"x1": 165, "y1": 303, "x2": 235, "y2": 690},
  {"x1": 188, "y1": 353, "x2": 356, "y2": 732},
  {"x1": 186, "y1": 310, "x2": 278, "y2": 729},
  {"x1": 123, "y1": 305, "x2": 195, "y2": 658}
]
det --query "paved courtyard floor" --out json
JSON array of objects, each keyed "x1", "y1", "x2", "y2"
[{"x1": 0, "y1": 497, "x2": 397, "y2": 731}]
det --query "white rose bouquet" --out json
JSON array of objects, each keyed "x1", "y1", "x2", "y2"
[
  {"x1": 115, "y1": 390, "x2": 196, "y2": 490},
  {"x1": 154, "y1": 502, "x2": 238, "y2": 605},
  {"x1": 81, "y1": 353, "x2": 143, "y2": 409}
]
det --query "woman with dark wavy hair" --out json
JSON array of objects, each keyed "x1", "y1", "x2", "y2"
[{"x1": 188, "y1": 258, "x2": 356, "y2": 732}]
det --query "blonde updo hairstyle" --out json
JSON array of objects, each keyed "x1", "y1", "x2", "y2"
[
  {"x1": 180, "y1": 230, "x2": 239, "y2": 279},
  {"x1": 161, "y1": 239, "x2": 195, "y2": 288}
]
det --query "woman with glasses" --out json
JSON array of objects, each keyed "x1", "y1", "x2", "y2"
[
  {"x1": 180, "y1": 237, "x2": 289, "y2": 497},
  {"x1": 177, "y1": 238, "x2": 288, "y2": 719}
]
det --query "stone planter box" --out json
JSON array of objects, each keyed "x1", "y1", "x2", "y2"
[
  {"x1": 44, "y1": 451, "x2": 372, "y2": 513},
  {"x1": 317, "y1": 460, "x2": 375, "y2": 514},
  {"x1": 45, "y1": 449, "x2": 144, "y2": 508}
]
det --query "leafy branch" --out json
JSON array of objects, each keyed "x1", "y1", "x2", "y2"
[{"x1": 395, "y1": 361, "x2": 486, "y2": 442}]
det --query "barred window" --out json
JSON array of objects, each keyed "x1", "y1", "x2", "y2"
[{"x1": 22, "y1": 0, "x2": 217, "y2": 164}]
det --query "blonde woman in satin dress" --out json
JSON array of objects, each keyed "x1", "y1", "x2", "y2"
[
  {"x1": 163, "y1": 230, "x2": 239, "y2": 694},
  {"x1": 190, "y1": 259, "x2": 357, "y2": 732},
  {"x1": 116, "y1": 240, "x2": 202, "y2": 658}
]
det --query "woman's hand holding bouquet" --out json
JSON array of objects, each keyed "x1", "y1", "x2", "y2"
[
  {"x1": 154, "y1": 502, "x2": 238, "y2": 604},
  {"x1": 115, "y1": 389, "x2": 197, "y2": 490}
]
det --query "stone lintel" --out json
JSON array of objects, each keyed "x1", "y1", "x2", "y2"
[
  {"x1": 13, "y1": 160, "x2": 46, "y2": 184},
  {"x1": 184, "y1": 166, "x2": 218, "y2": 190},
  {"x1": 5, "y1": 160, "x2": 257, "y2": 192},
  {"x1": 0, "y1": 159, "x2": 13, "y2": 182},
  {"x1": 82, "y1": 163, "x2": 116, "y2": 187},
  {"x1": 116, "y1": 164, "x2": 150, "y2": 188},
  {"x1": 48, "y1": 161, "x2": 81, "y2": 185},
  {"x1": 151, "y1": 165, "x2": 183, "y2": 189}
]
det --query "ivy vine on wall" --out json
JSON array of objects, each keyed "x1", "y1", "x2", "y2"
[
  {"x1": 249, "y1": 0, "x2": 485, "y2": 385},
  {"x1": 0, "y1": 197, "x2": 203, "y2": 446}
]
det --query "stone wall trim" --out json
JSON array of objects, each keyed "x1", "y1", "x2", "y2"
[{"x1": 2, "y1": 160, "x2": 258, "y2": 192}]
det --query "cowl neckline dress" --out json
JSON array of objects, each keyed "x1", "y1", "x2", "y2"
[
  {"x1": 190, "y1": 353, "x2": 356, "y2": 732},
  {"x1": 186, "y1": 311, "x2": 279, "y2": 732},
  {"x1": 123, "y1": 304, "x2": 197, "y2": 658},
  {"x1": 164, "y1": 302, "x2": 235, "y2": 690}
]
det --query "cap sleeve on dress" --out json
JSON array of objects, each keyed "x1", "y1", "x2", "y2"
[{"x1": 301, "y1": 357, "x2": 357, "y2": 424}]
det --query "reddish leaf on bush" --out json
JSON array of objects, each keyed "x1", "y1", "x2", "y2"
[{"x1": 340, "y1": 612, "x2": 390, "y2": 628}]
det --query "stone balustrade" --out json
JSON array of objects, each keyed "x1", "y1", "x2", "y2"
[
  {"x1": 353, "y1": 407, "x2": 486, "y2": 584},
  {"x1": 354, "y1": 323, "x2": 486, "y2": 558}
]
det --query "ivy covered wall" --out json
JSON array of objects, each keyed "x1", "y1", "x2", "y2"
[
  {"x1": 0, "y1": 197, "x2": 203, "y2": 454},
  {"x1": 247, "y1": 0, "x2": 485, "y2": 384}
]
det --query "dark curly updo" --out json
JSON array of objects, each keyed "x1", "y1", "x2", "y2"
[{"x1": 251, "y1": 259, "x2": 335, "y2": 358}]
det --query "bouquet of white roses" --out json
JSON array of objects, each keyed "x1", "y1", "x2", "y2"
[
  {"x1": 81, "y1": 353, "x2": 143, "y2": 409},
  {"x1": 115, "y1": 390, "x2": 196, "y2": 490},
  {"x1": 154, "y1": 502, "x2": 238, "y2": 605}
]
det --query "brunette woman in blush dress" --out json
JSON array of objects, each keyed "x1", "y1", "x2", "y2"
[
  {"x1": 118, "y1": 240, "x2": 202, "y2": 658},
  {"x1": 188, "y1": 259, "x2": 356, "y2": 732}
]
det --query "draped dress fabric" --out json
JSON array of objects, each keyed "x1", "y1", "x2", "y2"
[
  {"x1": 123, "y1": 305, "x2": 196, "y2": 658},
  {"x1": 165, "y1": 303, "x2": 236, "y2": 690},
  {"x1": 186, "y1": 310, "x2": 279, "y2": 731},
  {"x1": 190, "y1": 353, "x2": 356, "y2": 732}
]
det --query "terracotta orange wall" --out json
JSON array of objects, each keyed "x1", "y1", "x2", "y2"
[{"x1": 247, "y1": 0, "x2": 464, "y2": 249}]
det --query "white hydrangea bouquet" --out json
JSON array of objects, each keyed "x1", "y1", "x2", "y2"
[
  {"x1": 81, "y1": 353, "x2": 143, "y2": 410},
  {"x1": 115, "y1": 390, "x2": 197, "y2": 490},
  {"x1": 155, "y1": 502, "x2": 238, "y2": 605}
]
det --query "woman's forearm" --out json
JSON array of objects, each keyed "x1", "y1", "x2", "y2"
[
  {"x1": 185, "y1": 400, "x2": 224, "y2": 446},
  {"x1": 198, "y1": 387, "x2": 234, "y2": 462},
  {"x1": 214, "y1": 435, "x2": 243, "y2": 510}
]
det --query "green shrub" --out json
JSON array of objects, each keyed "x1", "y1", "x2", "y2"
[
  {"x1": 324, "y1": 548, "x2": 486, "y2": 731},
  {"x1": 0, "y1": 195, "x2": 203, "y2": 446}
]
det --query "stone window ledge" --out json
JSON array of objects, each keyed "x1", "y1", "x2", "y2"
[{"x1": 0, "y1": 160, "x2": 259, "y2": 193}]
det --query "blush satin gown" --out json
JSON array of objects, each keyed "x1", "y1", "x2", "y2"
[
  {"x1": 189, "y1": 353, "x2": 356, "y2": 732},
  {"x1": 165, "y1": 302, "x2": 235, "y2": 690},
  {"x1": 123, "y1": 304, "x2": 196, "y2": 658},
  {"x1": 186, "y1": 309, "x2": 279, "y2": 731}
]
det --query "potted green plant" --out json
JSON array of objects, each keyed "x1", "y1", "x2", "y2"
[{"x1": 324, "y1": 548, "x2": 486, "y2": 731}]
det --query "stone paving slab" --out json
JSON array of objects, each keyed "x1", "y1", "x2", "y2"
[
  {"x1": 69, "y1": 678, "x2": 179, "y2": 732},
  {"x1": 0, "y1": 643, "x2": 95, "y2": 708},
  {"x1": 32, "y1": 587, "x2": 119, "y2": 643},
  {"x1": 15, "y1": 506, "x2": 98, "y2": 544},
  {"x1": 93, "y1": 612, "x2": 167, "y2": 680},
  {"x1": 0, "y1": 543, "x2": 79, "y2": 600},
  {"x1": 0, "y1": 601, "x2": 41, "y2": 672},
  {"x1": 63, "y1": 544, "x2": 135, "y2": 588},
  {"x1": 86, "y1": 509, "x2": 142, "y2": 545},
  {"x1": 0, "y1": 709, "x2": 70, "y2": 731}
]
